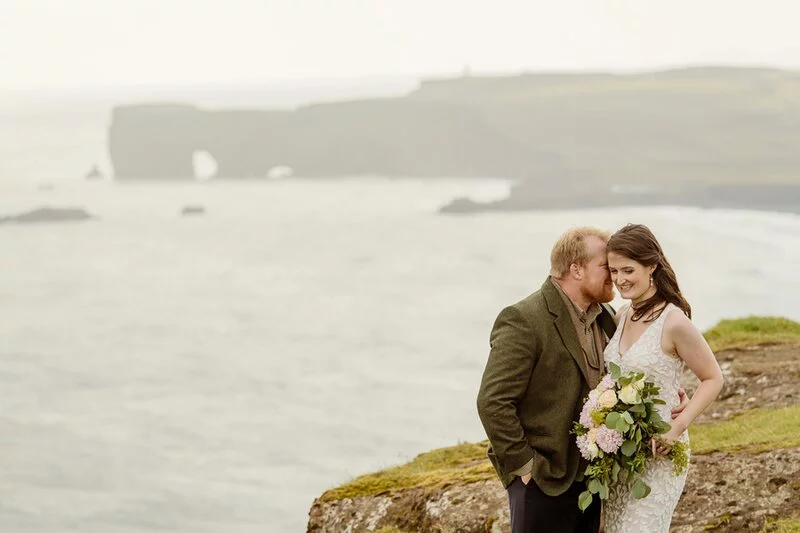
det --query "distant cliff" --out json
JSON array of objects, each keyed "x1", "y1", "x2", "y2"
[
  {"x1": 109, "y1": 67, "x2": 800, "y2": 186},
  {"x1": 108, "y1": 101, "x2": 542, "y2": 180}
]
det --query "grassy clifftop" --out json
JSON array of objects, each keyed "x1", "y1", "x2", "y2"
[
  {"x1": 411, "y1": 67, "x2": 800, "y2": 188},
  {"x1": 323, "y1": 316, "x2": 800, "y2": 501},
  {"x1": 321, "y1": 405, "x2": 800, "y2": 502},
  {"x1": 703, "y1": 316, "x2": 800, "y2": 352},
  {"x1": 310, "y1": 316, "x2": 800, "y2": 532}
]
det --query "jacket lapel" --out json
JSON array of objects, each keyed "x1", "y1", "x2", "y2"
[{"x1": 542, "y1": 279, "x2": 591, "y2": 386}]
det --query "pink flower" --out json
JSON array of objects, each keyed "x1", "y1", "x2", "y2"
[
  {"x1": 597, "y1": 374, "x2": 615, "y2": 392},
  {"x1": 579, "y1": 396, "x2": 599, "y2": 428},
  {"x1": 595, "y1": 425, "x2": 624, "y2": 454}
]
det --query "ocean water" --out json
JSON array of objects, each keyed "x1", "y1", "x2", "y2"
[
  {"x1": 2, "y1": 95, "x2": 800, "y2": 532},
  {"x1": 2, "y1": 178, "x2": 800, "y2": 532}
]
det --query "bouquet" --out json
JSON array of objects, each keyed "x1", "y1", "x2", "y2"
[{"x1": 571, "y1": 362, "x2": 688, "y2": 511}]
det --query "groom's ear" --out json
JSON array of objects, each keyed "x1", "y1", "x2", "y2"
[{"x1": 570, "y1": 263, "x2": 582, "y2": 280}]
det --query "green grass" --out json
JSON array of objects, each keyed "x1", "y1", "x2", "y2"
[
  {"x1": 321, "y1": 405, "x2": 800, "y2": 501},
  {"x1": 319, "y1": 441, "x2": 494, "y2": 502},
  {"x1": 762, "y1": 518, "x2": 800, "y2": 533},
  {"x1": 703, "y1": 316, "x2": 800, "y2": 352},
  {"x1": 690, "y1": 405, "x2": 800, "y2": 454}
]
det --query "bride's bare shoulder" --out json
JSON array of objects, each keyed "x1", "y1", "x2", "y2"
[{"x1": 663, "y1": 306, "x2": 701, "y2": 344}]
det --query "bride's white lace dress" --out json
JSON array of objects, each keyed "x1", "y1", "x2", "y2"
[{"x1": 602, "y1": 303, "x2": 690, "y2": 533}]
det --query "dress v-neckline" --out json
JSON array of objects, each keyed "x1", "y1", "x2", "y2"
[{"x1": 616, "y1": 304, "x2": 667, "y2": 358}]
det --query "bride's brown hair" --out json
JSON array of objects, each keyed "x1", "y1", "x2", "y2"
[{"x1": 607, "y1": 224, "x2": 691, "y2": 322}]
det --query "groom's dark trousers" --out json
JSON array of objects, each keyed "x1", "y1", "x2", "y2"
[{"x1": 508, "y1": 478, "x2": 601, "y2": 533}]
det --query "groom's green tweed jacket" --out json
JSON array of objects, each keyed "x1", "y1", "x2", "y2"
[{"x1": 476, "y1": 277, "x2": 616, "y2": 495}]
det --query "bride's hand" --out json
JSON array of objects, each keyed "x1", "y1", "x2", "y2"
[
  {"x1": 651, "y1": 426, "x2": 683, "y2": 455},
  {"x1": 671, "y1": 388, "x2": 688, "y2": 419},
  {"x1": 651, "y1": 436, "x2": 674, "y2": 456}
]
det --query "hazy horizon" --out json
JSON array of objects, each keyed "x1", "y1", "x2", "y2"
[{"x1": 5, "y1": 0, "x2": 800, "y2": 90}]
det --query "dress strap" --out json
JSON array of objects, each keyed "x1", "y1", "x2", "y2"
[{"x1": 658, "y1": 303, "x2": 680, "y2": 322}]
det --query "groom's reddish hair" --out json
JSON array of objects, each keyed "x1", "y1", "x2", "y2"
[{"x1": 550, "y1": 226, "x2": 611, "y2": 278}]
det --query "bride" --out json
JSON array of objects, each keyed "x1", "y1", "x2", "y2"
[{"x1": 602, "y1": 224, "x2": 724, "y2": 533}]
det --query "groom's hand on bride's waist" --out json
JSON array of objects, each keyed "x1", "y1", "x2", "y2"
[{"x1": 671, "y1": 388, "x2": 689, "y2": 419}]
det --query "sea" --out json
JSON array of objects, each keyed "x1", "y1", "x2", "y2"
[{"x1": 1, "y1": 86, "x2": 799, "y2": 532}]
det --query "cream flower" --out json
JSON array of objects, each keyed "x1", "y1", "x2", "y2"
[
  {"x1": 577, "y1": 432, "x2": 600, "y2": 460},
  {"x1": 585, "y1": 440, "x2": 599, "y2": 459},
  {"x1": 618, "y1": 384, "x2": 641, "y2": 404},
  {"x1": 598, "y1": 389, "x2": 618, "y2": 409}
]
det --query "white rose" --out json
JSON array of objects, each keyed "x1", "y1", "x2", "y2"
[
  {"x1": 598, "y1": 389, "x2": 618, "y2": 409},
  {"x1": 588, "y1": 389, "x2": 601, "y2": 402},
  {"x1": 618, "y1": 384, "x2": 641, "y2": 405},
  {"x1": 632, "y1": 377, "x2": 646, "y2": 391}
]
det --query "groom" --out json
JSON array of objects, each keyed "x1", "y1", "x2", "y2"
[
  {"x1": 477, "y1": 226, "x2": 615, "y2": 532},
  {"x1": 478, "y1": 226, "x2": 693, "y2": 532}
]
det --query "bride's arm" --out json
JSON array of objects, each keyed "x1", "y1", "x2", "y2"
[{"x1": 663, "y1": 311, "x2": 724, "y2": 437}]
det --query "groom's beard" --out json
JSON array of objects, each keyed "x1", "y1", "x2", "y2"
[{"x1": 584, "y1": 282, "x2": 615, "y2": 305}]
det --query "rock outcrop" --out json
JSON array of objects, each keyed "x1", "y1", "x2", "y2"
[
  {"x1": 0, "y1": 207, "x2": 93, "y2": 224},
  {"x1": 439, "y1": 183, "x2": 800, "y2": 214},
  {"x1": 309, "y1": 450, "x2": 800, "y2": 533},
  {"x1": 180, "y1": 205, "x2": 206, "y2": 216},
  {"x1": 85, "y1": 164, "x2": 104, "y2": 180}
]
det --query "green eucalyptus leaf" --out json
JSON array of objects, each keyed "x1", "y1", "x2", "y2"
[
  {"x1": 621, "y1": 440, "x2": 637, "y2": 457},
  {"x1": 632, "y1": 479, "x2": 652, "y2": 499},
  {"x1": 579, "y1": 490, "x2": 594, "y2": 512}
]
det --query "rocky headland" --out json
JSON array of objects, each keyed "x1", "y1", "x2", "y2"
[
  {"x1": 109, "y1": 68, "x2": 800, "y2": 214},
  {"x1": 307, "y1": 317, "x2": 800, "y2": 533}
]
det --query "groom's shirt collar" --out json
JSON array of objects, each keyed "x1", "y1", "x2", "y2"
[{"x1": 550, "y1": 278, "x2": 605, "y2": 387}]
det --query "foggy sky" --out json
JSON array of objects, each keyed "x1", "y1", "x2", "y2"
[{"x1": 3, "y1": 0, "x2": 800, "y2": 89}]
